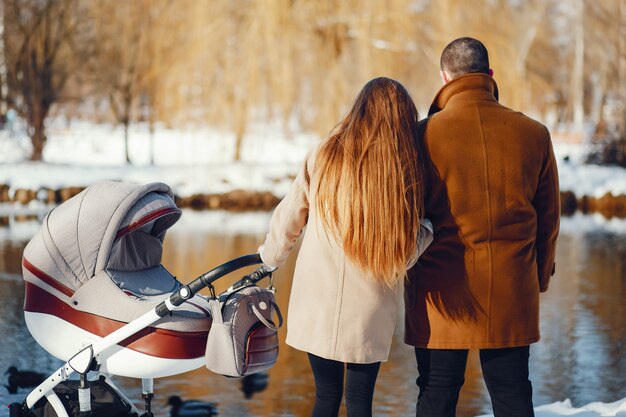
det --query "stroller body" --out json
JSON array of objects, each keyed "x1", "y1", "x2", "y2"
[
  {"x1": 22, "y1": 181, "x2": 210, "y2": 379},
  {"x1": 12, "y1": 181, "x2": 272, "y2": 417}
]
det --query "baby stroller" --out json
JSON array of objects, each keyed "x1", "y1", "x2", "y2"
[{"x1": 9, "y1": 181, "x2": 275, "y2": 417}]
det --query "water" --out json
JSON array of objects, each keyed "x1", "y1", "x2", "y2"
[{"x1": 0, "y1": 211, "x2": 624, "y2": 416}]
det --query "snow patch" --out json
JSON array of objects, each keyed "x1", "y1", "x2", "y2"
[
  {"x1": 0, "y1": 120, "x2": 318, "y2": 198},
  {"x1": 559, "y1": 213, "x2": 626, "y2": 235},
  {"x1": 1, "y1": 121, "x2": 625, "y2": 199},
  {"x1": 477, "y1": 397, "x2": 626, "y2": 417},
  {"x1": 168, "y1": 210, "x2": 271, "y2": 236}
]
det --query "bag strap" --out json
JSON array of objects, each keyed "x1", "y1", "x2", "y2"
[
  {"x1": 251, "y1": 301, "x2": 283, "y2": 331},
  {"x1": 208, "y1": 298, "x2": 224, "y2": 324}
]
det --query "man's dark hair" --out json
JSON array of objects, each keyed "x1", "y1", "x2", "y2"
[{"x1": 440, "y1": 37, "x2": 490, "y2": 79}]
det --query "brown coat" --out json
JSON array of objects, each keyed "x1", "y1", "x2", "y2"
[{"x1": 404, "y1": 73, "x2": 560, "y2": 349}]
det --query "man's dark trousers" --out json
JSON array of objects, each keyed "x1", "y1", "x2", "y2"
[{"x1": 415, "y1": 346, "x2": 535, "y2": 417}]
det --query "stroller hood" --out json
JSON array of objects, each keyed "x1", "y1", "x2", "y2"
[{"x1": 23, "y1": 181, "x2": 181, "y2": 292}]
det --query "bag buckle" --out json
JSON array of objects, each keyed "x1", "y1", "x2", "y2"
[
  {"x1": 207, "y1": 283, "x2": 217, "y2": 299},
  {"x1": 268, "y1": 273, "x2": 276, "y2": 293}
]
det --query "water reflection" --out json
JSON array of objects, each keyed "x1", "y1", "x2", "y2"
[
  {"x1": 532, "y1": 229, "x2": 626, "y2": 407},
  {"x1": 0, "y1": 212, "x2": 624, "y2": 416}
]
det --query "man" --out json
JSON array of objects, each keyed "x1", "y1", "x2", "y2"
[{"x1": 405, "y1": 37, "x2": 560, "y2": 417}]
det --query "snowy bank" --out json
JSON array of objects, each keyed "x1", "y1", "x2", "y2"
[
  {"x1": 478, "y1": 398, "x2": 626, "y2": 417},
  {"x1": 554, "y1": 143, "x2": 626, "y2": 198},
  {"x1": 0, "y1": 121, "x2": 625, "y2": 201},
  {"x1": 559, "y1": 212, "x2": 626, "y2": 234},
  {"x1": 0, "y1": 121, "x2": 317, "y2": 198}
]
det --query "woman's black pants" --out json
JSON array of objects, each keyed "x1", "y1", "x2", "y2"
[
  {"x1": 414, "y1": 346, "x2": 534, "y2": 417},
  {"x1": 308, "y1": 353, "x2": 381, "y2": 417}
]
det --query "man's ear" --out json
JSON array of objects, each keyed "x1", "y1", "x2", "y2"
[
  {"x1": 440, "y1": 70, "x2": 449, "y2": 85},
  {"x1": 488, "y1": 68, "x2": 494, "y2": 77}
]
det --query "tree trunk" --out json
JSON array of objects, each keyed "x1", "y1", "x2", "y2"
[
  {"x1": 123, "y1": 92, "x2": 132, "y2": 164},
  {"x1": 233, "y1": 100, "x2": 247, "y2": 162},
  {"x1": 149, "y1": 129, "x2": 155, "y2": 166},
  {"x1": 124, "y1": 119, "x2": 130, "y2": 164},
  {"x1": 617, "y1": 1, "x2": 626, "y2": 156},
  {"x1": 571, "y1": 0, "x2": 585, "y2": 131},
  {"x1": 149, "y1": 106, "x2": 155, "y2": 166},
  {"x1": 30, "y1": 121, "x2": 46, "y2": 161},
  {"x1": 234, "y1": 130, "x2": 243, "y2": 162}
]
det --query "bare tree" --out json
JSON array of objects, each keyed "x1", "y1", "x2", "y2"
[
  {"x1": 583, "y1": 0, "x2": 626, "y2": 166},
  {"x1": 88, "y1": 1, "x2": 151, "y2": 164},
  {"x1": 88, "y1": 0, "x2": 195, "y2": 164},
  {"x1": 3, "y1": 0, "x2": 83, "y2": 160},
  {"x1": 570, "y1": 0, "x2": 585, "y2": 131},
  {"x1": 3, "y1": 0, "x2": 621, "y2": 166},
  {"x1": 0, "y1": 0, "x2": 6, "y2": 118}
]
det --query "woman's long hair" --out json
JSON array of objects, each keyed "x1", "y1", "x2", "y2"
[{"x1": 315, "y1": 77, "x2": 425, "y2": 287}]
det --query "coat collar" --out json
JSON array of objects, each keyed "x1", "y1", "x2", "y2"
[{"x1": 428, "y1": 73, "x2": 499, "y2": 116}]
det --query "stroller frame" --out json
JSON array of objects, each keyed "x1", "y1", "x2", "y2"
[{"x1": 10, "y1": 254, "x2": 272, "y2": 417}]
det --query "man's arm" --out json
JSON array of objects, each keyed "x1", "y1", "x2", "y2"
[{"x1": 532, "y1": 129, "x2": 560, "y2": 292}]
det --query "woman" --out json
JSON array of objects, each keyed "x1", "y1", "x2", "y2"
[{"x1": 259, "y1": 77, "x2": 433, "y2": 417}]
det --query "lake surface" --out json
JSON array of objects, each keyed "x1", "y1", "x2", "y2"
[{"x1": 0, "y1": 211, "x2": 624, "y2": 417}]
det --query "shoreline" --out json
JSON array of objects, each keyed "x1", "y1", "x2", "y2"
[{"x1": 1, "y1": 184, "x2": 625, "y2": 218}]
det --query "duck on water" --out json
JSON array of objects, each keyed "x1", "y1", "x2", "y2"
[
  {"x1": 5, "y1": 366, "x2": 45, "y2": 394},
  {"x1": 167, "y1": 395, "x2": 218, "y2": 417}
]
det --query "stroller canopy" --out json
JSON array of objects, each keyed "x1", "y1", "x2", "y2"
[{"x1": 24, "y1": 181, "x2": 181, "y2": 293}]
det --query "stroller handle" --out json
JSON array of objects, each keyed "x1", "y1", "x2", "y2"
[
  {"x1": 156, "y1": 254, "x2": 268, "y2": 317},
  {"x1": 228, "y1": 264, "x2": 275, "y2": 292}
]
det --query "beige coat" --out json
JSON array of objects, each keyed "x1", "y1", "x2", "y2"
[
  {"x1": 404, "y1": 74, "x2": 560, "y2": 349},
  {"x1": 262, "y1": 151, "x2": 433, "y2": 363}
]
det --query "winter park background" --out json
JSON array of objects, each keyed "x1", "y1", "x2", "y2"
[{"x1": 1, "y1": 0, "x2": 625, "y2": 416}]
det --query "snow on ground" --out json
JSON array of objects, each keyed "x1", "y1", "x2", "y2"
[
  {"x1": 0, "y1": 121, "x2": 625, "y2": 200},
  {"x1": 0, "y1": 120, "x2": 318, "y2": 197},
  {"x1": 559, "y1": 212, "x2": 626, "y2": 235},
  {"x1": 170, "y1": 209, "x2": 271, "y2": 236},
  {"x1": 553, "y1": 143, "x2": 626, "y2": 198},
  {"x1": 478, "y1": 398, "x2": 626, "y2": 417},
  {"x1": 0, "y1": 218, "x2": 40, "y2": 242}
]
